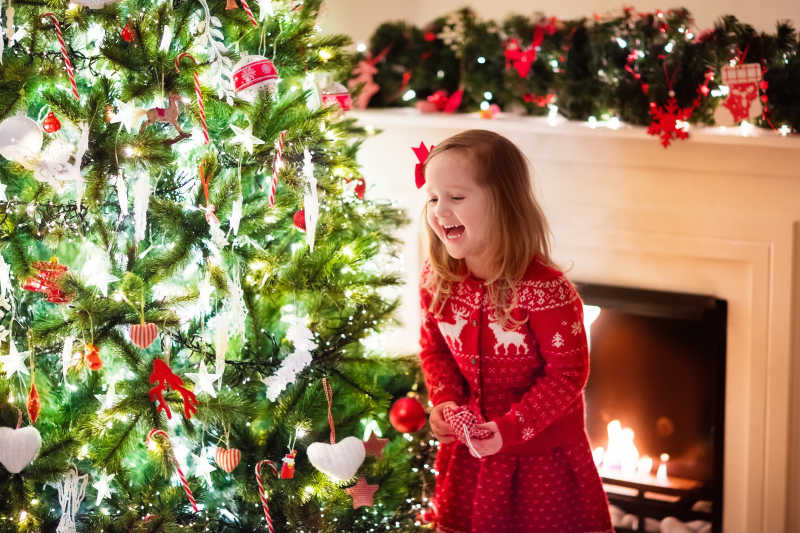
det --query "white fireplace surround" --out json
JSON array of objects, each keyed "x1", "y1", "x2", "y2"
[{"x1": 351, "y1": 109, "x2": 800, "y2": 533}]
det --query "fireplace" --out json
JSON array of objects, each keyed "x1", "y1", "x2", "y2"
[
  {"x1": 352, "y1": 108, "x2": 800, "y2": 532},
  {"x1": 578, "y1": 283, "x2": 726, "y2": 532}
]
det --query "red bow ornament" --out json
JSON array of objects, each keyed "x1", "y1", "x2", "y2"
[
  {"x1": 505, "y1": 28, "x2": 545, "y2": 78},
  {"x1": 411, "y1": 142, "x2": 434, "y2": 189},
  {"x1": 416, "y1": 89, "x2": 464, "y2": 114}
]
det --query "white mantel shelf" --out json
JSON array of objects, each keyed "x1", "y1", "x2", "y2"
[{"x1": 351, "y1": 108, "x2": 800, "y2": 533}]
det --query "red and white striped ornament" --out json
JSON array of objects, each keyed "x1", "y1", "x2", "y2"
[
  {"x1": 239, "y1": 0, "x2": 258, "y2": 27},
  {"x1": 255, "y1": 459, "x2": 279, "y2": 533},
  {"x1": 40, "y1": 13, "x2": 80, "y2": 101},
  {"x1": 146, "y1": 429, "x2": 198, "y2": 512},
  {"x1": 174, "y1": 53, "x2": 209, "y2": 144},
  {"x1": 269, "y1": 130, "x2": 286, "y2": 208},
  {"x1": 214, "y1": 447, "x2": 241, "y2": 473},
  {"x1": 130, "y1": 322, "x2": 158, "y2": 349}
]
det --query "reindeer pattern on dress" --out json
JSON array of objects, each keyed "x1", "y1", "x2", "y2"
[
  {"x1": 437, "y1": 304, "x2": 470, "y2": 352},
  {"x1": 487, "y1": 316, "x2": 529, "y2": 355}
]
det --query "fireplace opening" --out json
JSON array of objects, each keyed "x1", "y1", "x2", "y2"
[{"x1": 576, "y1": 283, "x2": 726, "y2": 533}]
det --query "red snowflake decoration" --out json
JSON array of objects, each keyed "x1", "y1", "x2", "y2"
[{"x1": 647, "y1": 98, "x2": 694, "y2": 147}]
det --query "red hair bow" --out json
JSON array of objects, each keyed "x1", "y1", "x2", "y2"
[{"x1": 412, "y1": 142, "x2": 434, "y2": 189}]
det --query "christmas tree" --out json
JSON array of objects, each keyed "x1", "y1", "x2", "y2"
[{"x1": 0, "y1": 0, "x2": 436, "y2": 531}]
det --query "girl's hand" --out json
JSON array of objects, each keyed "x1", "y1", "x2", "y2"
[
  {"x1": 429, "y1": 401, "x2": 459, "y2": 444},
  {"x1": 469, "y1": 421, "x2": 503, "y2": 458}
]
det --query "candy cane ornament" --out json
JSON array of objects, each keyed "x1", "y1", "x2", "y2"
[
  {"x1": 239, "y1": 0, "x2": 258, "y2": 27},
  {"x1": 269, "y1": 130, "x2": 286, "y2": 207},
  {"x1": 174, "y1": 53, "x2": 209, "y2": 144},
  {"x1": 40, "y1": 13, "x2": 79, "y2": 101},
  {"x1": 255, "y1": 459, "x2": 279, "y2": 532},
  {"x1": 146, "y1": 429, "x2": 198, "y2": 512}
]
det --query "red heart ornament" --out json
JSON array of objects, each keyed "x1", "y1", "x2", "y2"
[
  {"x1": 130, "y1": 323, "x2": 159, "y2": 349},
  {"x1": 215, "y1": 447, "x2": 241, "y2": 473}
]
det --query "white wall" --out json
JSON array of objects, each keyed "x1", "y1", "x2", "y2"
[{"x1": 320, "y1": 0, "x2": 800, "y2": 46}]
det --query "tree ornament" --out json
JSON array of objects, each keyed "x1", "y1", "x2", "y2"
[
  {"x1": 53, "y1": 465, "x2": 87, "y2": 533},
  {"x1": 121, "y1": 19, "x2": 134, "y2": 42},
  {"x1": 146, "y1": 429, "x2": 198, "y2": 512},
  {"x1": 307, "y1": 379, "x2": 366, "y2": 481},
  {"x1": 148, "y1": 358, "x2": 198, "y2": 420},
  {"x1": 344, "y1": 476, "x2": 379, "y2": 509},
  {"x1": 225, "y1": 0, "x2": 238, "y2": 9},
  {"x1": 23, "y1": 257, "x2": 69, "y2": 303},
  {"x1": 175, "y1": 53, "x2": 209, "y2": 144},
  {"x1": 27, "y1": 383, "x2": 40, "y2": 423},
  {"x1": 262, "y1": 313, "x2": 315, "y2": 401},
  {"x1": 185, "y1": 360, "x2": 218, "y2": 398},
  {"x1": 232, "y1": 55, "x2": 278, "y2": 102},
  {"x1": 254, "y1": 460, "x2": 279, "y2": 532},
  {"x1": 307, "y1": 437, "x2": 366, "y2": 481},
  {"x1": 363, "y1": 433, "x2": 389, "y2": 457},
  {"x1": 110, "y1": 99, "x2": 147, "y2": 133},
  {"x1": 320, "y1": 79, "x2": 352, "y2": 115},
  {"x1": 140, "y1": 94, "x2": 187, "y2": 136},
  {"x1": 84, "y1": 343, "x2": 101, "y2": 370},
  {"x1": 133, "y1": 173, "x2": 150, "y2": 243},
  {"x1": 0, "y1": 339, "x2": 30, "y2": 378},
  {"x1": 42, "y1": 111, "x2": 62, "y2": 133},
  {"x1": 94, "y1": 471, "x2": 115, "y2": 505},
  {"x1": 280, "y1": 450, "x2": 297, "y2": 478},
  {"x1": 214, "y1": 446, "x2": 241, "y2": 472},
  {"x1": 40, "y1": 13, "x2": 79, "y2": 100},
  {"x1": 714, "y1": 63, "x2": 763, "y2": 126},
  {"x1": 70, "y1": 0, "x2": 119, "y2": 8},
  {"x1": 292, "y1": 209, "x2": 306, "y2": 230},
  {"x1": 302, "y1": 149, "x2": 319, "y2": 249},
  {"x1": 389, "y1": 396, "x2": 426, "y2": 433},
  {"x1": 268, "y1": 130, "x2": 286, "y2": 207},
  {"x1": 0, "y1": 410, "x2": 41, "y2": 473},
  {"x1": 0, "y1": 113, "x2": 42, "y2": 166},
  {"x1": 229, "y1": 121, "x2": 264, "y2": 154},
  {"x1": 130, "y1": 322, "x2": 158, "y2": 349},
  {"x1": 345, "y1": 176, "x2": 366, "y2": 200}
]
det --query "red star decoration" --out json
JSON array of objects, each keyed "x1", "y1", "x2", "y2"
[
  {"x1": 363, "y1": 433, "x2": 389, "y2": 457},
  {"x1": 647, "y1": 97, "x2": 694, "y2": 147},
  {"x1": 344, "y1": 476, "x2": 379, "y2": 509}
]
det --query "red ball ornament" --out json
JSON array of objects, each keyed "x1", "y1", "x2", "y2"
[
  {"x1": 121, "y1": 20, "x2": 134, "y2": 43},
  {"x1": 389, "y1": 396, "x2": 426, "y2": 433},
  {"x1": 42, "y1": 111, "x2": 61, "y2": 133},
  {"x1": 293, "y1": 209, "x2": 306, "y2": 231}
]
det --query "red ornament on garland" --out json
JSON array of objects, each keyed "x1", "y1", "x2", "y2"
[
  {"x1": 389, "y1": 396, "x2": 426, "y2": 433},
  {"x1": 293, "y1": 209, "x2": 306, "y2": 231},
  {"x1": 84, "y1": 343, "x2": 102, "y2": 371},
  {"x1": 121, "y1": 19, "x2": 134, "y2": 43},
  {"x1": 42, "y1": 111, "x2": 61, "y2": 133}
]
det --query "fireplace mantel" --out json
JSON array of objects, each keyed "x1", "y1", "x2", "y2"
[{"x1": 351, "y1": 109, "x2": 800, "y2": 533}]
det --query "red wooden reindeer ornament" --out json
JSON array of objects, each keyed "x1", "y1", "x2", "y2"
[{"x1": 149, "y1": 358, "x2": 198, "y2": 420}]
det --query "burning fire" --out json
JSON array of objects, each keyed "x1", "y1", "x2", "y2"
[{"x1": 593, "y1": 420, "x2": 669, "y2": 483}]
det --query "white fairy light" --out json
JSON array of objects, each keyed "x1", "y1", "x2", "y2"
[
  {"x1": 616, "y1": 38, "x2": 627, "y2": 48},
  {"x1": 778, "y1": 125, "x2": 791, "y2": 136},
  {"x1": 587, "y1": 116, "x2": 598, "y2": 129},
  {"x1": 477, "y1": 56, "x2": 486, "y2": 64},
  {"x1": 483, "y1": 91, "x2": 493, "y2": 100},
  {"x1": 402, "y1": 89, "x2": 416, "y2": 101},
  {"x1": 356, "y1": 42, "x2": 367, "y2": 52}
]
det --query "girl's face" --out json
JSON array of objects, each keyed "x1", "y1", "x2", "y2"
[{"x1": 424, "y1": 150, "x2": 497, "y2": 276}]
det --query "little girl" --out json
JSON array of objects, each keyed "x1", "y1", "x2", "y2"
[{"x1": 414, "y1": 130, "x2": 613, "y2": 533}]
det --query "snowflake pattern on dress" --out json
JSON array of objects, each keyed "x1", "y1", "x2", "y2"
[
  {"x1": 570, "y1": 322, "x2": 582, "y2": 336},
  {"x1": 552, "y1": 332, "x2": 564, "y2": 348},
  {"x1": 522, "y1": 427, "x2": 536, "y2": 441}
]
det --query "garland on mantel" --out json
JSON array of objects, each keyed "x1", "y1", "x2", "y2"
[{"x1": 348, "y1": 7, "x2": 799, "y2": 146}]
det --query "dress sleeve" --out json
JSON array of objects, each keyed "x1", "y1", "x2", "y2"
[
  {"x1": 418, "y1": 263, "x2": 468, "y2": 406},
  {"x1": 493, "y1": 273, "x2": 589, "y2": 449}
]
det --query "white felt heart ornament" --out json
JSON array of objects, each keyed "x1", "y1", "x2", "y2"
[
  {"x1": 307, "y1": 436, "x2": 366, "y2": 481},
  {"x1": 0, "y1": 426, "x2": 42, "y2": 473}
]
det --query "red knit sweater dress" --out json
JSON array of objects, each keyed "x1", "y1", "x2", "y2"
[{"x1": 419, "y1": 258, "x2": 613, "y2": 533}]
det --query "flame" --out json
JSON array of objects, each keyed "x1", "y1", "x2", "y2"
[{"x1": 594, "y1": 420, "x2": 668, "y2": 481}]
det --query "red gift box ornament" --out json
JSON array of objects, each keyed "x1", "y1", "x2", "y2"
[
  {"x1": 215, "y1": 447, "x2": 242, "y2": 473},
  {"x1": 280, "y1": 450, "x2": 297, "y2": 479},
  {"x1": 130, "y1": 322, "x2": 158, "y2": 349}
]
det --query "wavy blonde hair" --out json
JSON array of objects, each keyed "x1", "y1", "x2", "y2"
[{"x1": 422, "y1": 129, "x2": 553, "y2": 328}]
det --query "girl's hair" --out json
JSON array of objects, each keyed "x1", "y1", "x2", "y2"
[{"x1": 422, "y1": 129, "x2": 553, "y2": 328}]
